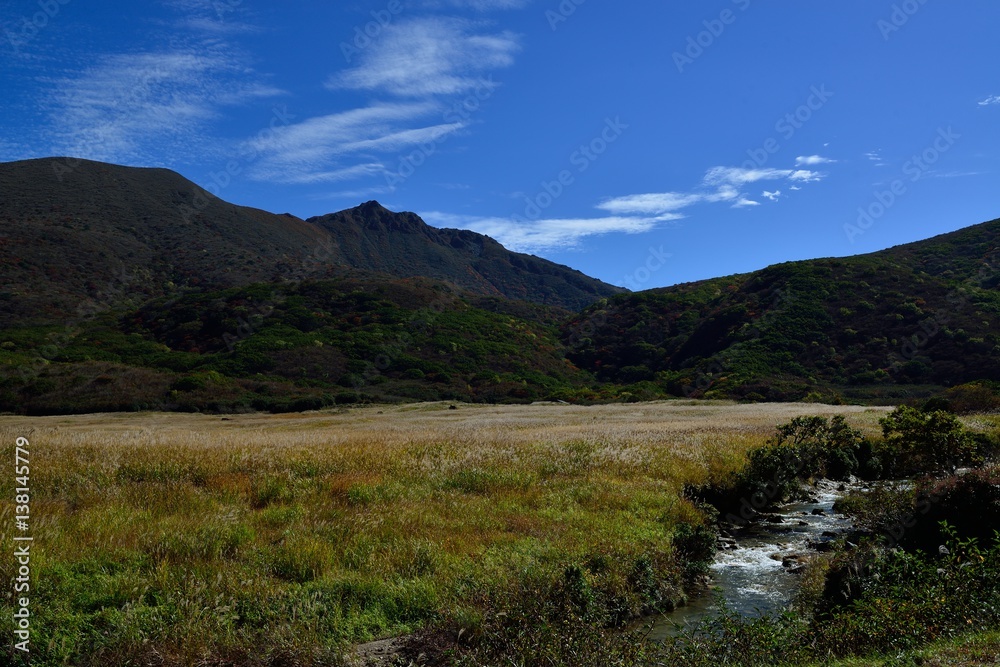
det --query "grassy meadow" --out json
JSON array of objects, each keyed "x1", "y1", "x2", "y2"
[{"x1": 0, "y1": 401, "x2": 888, "y2": 665}]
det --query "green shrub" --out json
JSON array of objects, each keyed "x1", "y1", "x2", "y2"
[
  {"x1": 743, "y1": 416, "x2": 866, "y2": 498},
  {"x1": 672, "y1": 522, "x2": 717, "y2": 581},
  {"x1": 879, "y1": 406, "x2": 979, "y2": 474},
  {"x1": 692, "y1": 416, "x2": 875, "y2": 520}
]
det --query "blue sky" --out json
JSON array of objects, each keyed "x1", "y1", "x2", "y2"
[{"x1": 2, "y1": 0, "x2": 998, "y2": 289}]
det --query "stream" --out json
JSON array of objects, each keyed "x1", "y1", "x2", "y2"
[{"x1": 644, "y1": 479, "x2": 859, "y2": 642}]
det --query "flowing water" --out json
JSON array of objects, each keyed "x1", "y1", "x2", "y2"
[{"x1": 643, "y1": 480, "x2": 857, "y2": 642}]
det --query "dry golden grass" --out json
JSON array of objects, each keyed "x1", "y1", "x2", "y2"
[{"x1": 0, "y1": 401, "x2": 890, "y2": 665}]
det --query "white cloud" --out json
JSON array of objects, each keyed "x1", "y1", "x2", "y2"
[
  {"x1": 865, "y1": 150, "x2": 888, "y2": 167},
  {"x1": 703, "y1": 185, "x2": 740, "y2": 202},
  {"x1": 309, "y1": 186, "x2": 395, "y2": 201},
  {"x1": 703, "y1": 166, "x2": 824, "y2": 187},
  {"x1": 978, "y1": 95, "x2": 1000, "y2": 106},
  {"x1": 928, "y1": 170, "x2": 982, "y2": 179},
  {"x1": 279, "y1": 163, "x2": 388, "y2": 185},
  {"x1": 246, "y1": 103, "x2": 465, "y2": 184},
  {"x1": 595, "y1": 185, "x2": 743, "y2": 217},
  {"x1": 328, "y1": 17, "x2": 520, "y2": 97},
  {"x1": 421, "y1": 212, "x2": 661, "y2": 253},
  {"x1": 420, "y1": 155, "x2": 836, "y2": 252},
  {"x1": 339, "y1": 122, "x2": 464, "y2": 153},
  {"x1": 164, "y1": 0, "x2": 260, "y2": 37},
  {"x1": 36, "y1": 0, "x2": 277, "y2": 165},
  {"x1": 590, "y1": 162, "x2": 825, "y2": 228},
  {"x1": 270, "y1": 16, "x2": 523, "y2": 186},
  {"x1": 46, "y1": 50, "x2": 280, "y2": 163},
  {"x1": 596, "y1": 192, "x2": 704, "y2": 216},
  {"x1": 788, "y1": 169, "x2": 824, "y2": 182},
  {"x1": 795, "y1": 155, "x2": 835, "y2": 166}
]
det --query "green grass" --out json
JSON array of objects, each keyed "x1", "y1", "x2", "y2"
[
  {"x1": 3, "y1": 403, "x2": 995, "y2": 666},
  {"x1": 7, "y1": 401, "x2": 854, "y2": 665}
]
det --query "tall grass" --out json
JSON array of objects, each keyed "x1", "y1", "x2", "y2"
[{"x1": 0, "y1": 401, "x2": 885, "y2": 665}]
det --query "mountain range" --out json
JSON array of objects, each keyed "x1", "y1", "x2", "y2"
[
  {"x1": 1, "y1": 157, "x2": 998, "y2": 414},
  {"x1": 0, "y1": 157, "x2": 620, "y2": 329}
]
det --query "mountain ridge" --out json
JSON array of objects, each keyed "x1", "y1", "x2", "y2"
[
  {"x1": 0, "y1": 157, "x2": 622, "y2": 327},
  {"x1": 309, "y1": 201, "x2": 619, "y2": 308}
]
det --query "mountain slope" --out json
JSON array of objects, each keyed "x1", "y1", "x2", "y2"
[
  {"x1": 311, "y1": 202, "x2": 623, "y2": 310},
  {"x1": 0, "y1": 158, "x2": 621, "y2": 327},
  {"x1": 563, "y1": 218, "x2": 1000, "y2": 401},
  {"x1": 0, "y1": 157, "x2": 330, "y2": 326}
]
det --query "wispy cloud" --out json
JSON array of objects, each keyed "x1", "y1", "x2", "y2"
[
  {"x1": 600, "y1": 164, "x2": 824, "y2": 219},
  {"x1": 865, "y1": 150, "x2": 888, "y2": 167},
  {"x1": 978, "y1": 95, "x2": 1000, "y2": 106},
  {"x1": 45, "y1": 50, "x2": 280, "y2": 163},
  {"x1": 421, "y1": 211, "x2": 661, "y2": 253},
  {"x1": 704, "y1": 166, "x2": 824, "y2": 187},
  {"x1": 261, "y1": 16, "x2": 521, "y2": 186},
  {"x1": 308, "y1": 186, "x2": 395, "y2": 201},
  {"x1": 795, "y1": 154, "x2": 835, "y2": 166},
  {"x1": 596, "y1": 192, "x2": 705, "y2": 216},
  {"x1": 31, "y1": 0, "x2": 279, "y2": 165},
  {"x1": 928, "y1": 170, "x2": 983, "y2": 179},
  {"x1": 328, "y1": 17, "x2": 519, "y2": 97},
  {"x1": 596, "y1": 187, "x2": 738, "y2": 217},
  {"x1": 163, "y1": 0, "x2": 261, "y2": 36},
  {"x1": 246, "y1": 103, "x2": 464, "y2": 184},
  {"x1": 423, "y1": 159, "x2": 830, "y2": 252}
]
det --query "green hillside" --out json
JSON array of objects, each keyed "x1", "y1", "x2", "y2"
[
  {"x1": 563, "y1": 218, "x2": 1000, "y2": 402},
  {"x1": 0, "y1": 277, "x2": 598, "y2": 414}
]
